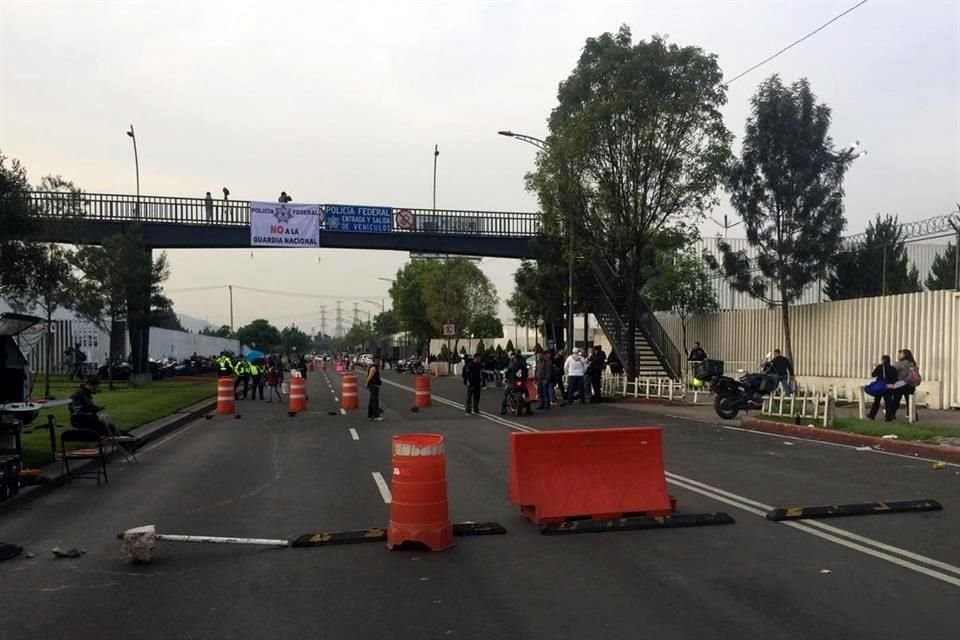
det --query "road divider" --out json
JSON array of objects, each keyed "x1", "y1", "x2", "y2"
[
  {"x1": 766, "y1": 499, "x2": 943, "y2": 522},
  {"x1": 414, "y1": 375, "x2": 432, "y2": 408},
  {"x1": 342, "y1": 374, "x2": 359, "y2": 411},
  {"x1": 540, "y1": 512, "x2": 735, "y2": 535},
  {"x1": 288, "y1": 377, "x2": 307, "y2": 414},
  {"x1": 215, "y1": 378, "x2": 235, "y2": 415},
  {"x1": 387, "y1": 433, "x2": 453, "y2": 551}
]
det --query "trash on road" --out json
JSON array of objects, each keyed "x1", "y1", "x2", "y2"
[
  {"x1": 931, "y1": 462, "x2": 947, "y2": 470},
  {"x1": 819, "y1": 569, "x2": 832, "y2": 574},
  {"x1": 782, "y1": 442, "x2": 795, "y2": 446},
  {"x1": 881, "y1": 434, "x2": 899, "y2": 439},
  {"x1": 855, "y1": 446, "x2": 872, "y2": 451},
  {"x1": 51, "y1": 547, "x2": 84, "y2": 558}
]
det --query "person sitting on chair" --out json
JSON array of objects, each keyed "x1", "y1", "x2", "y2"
[{"x1": 69, "y1": 376, "x2": 140, "y2": 444}]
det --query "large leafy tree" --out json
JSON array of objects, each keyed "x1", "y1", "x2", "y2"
[
  {"x1": 236, "y1": 319, "x2": 281, "y2": 352},
  {"x1": 7, "y1": 243, "x2": 78, "y2": 398},
  {"x1": 389, "y1": 260, "x2": 440, "y2": 355},
  {"x1": 280, "y1": 324, "x2": 310, "y2": 355},
  {"x1": 925, "y1": 242, "x2": 957, "y2": 291},
  {"x1": 469, "y1": 312, "x2": 504, "y2": 340},
  {"x1": 0, "y1": 151, "x2": 38, "y2": 292},
  {"x1": 372, "y1": 309, "x2": 400, "y2": 338},
  {"x1": 529, "y1": 27, "x2": 731, "y2": 376},
  {"x1": 201, "y1": 324, "x2": 235, "y2": 338},
  {"x1": 644, "y1": 248, "x2": 718, "y2": 354},
  {"x1": 706, "y1": 76, "x2": 854, "y2": 365},
  {"x1": 825, "y1": 214, "x2": 922, "y2": 300},
  {"x1": 421, "y1": 257, "x2": 498, "y2": 353}
]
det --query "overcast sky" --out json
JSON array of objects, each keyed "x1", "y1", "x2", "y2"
[{"x1": 2, "y1": 0, "x2": 958, "y2": 333}]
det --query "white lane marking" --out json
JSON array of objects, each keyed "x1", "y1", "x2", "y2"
[
  {"x1": 349, "y1": 428, "x2": 359, "y2": 441},
  {"x1": 371, "y1": 471, "x2": 392, "y2": 503},
  {"x1": 381, "y1": 377, "x2": 960, "y2": 588}
]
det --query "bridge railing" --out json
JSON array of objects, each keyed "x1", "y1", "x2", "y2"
[{"x1": 27, "y1": 192, "x2": 541, "y2": 237}]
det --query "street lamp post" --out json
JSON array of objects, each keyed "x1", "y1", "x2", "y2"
[
  {"x1": 126, "y1": 124, "x2": 140, "y2": 219},
  {"x1": 498, "y1": 130, "x2": 575, "y2": 351}
]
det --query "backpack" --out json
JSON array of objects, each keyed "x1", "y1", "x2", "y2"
[{"x1": 907, "y1": 366, "x2": 922, "y2": 387}]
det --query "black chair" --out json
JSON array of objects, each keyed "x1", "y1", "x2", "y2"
[
  {"x1": 60, "y1": 429, "x2": 108, "y2": 486},
  {"x1": 69, "y1": 413, "x2": 138, "y2": 464}
]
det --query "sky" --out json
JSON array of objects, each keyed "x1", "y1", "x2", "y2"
[{"x1": 2, "y1": 0, "x2": 958, "y2": 333}]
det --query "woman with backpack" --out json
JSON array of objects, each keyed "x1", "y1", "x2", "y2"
[{"x1": 885, "y1": 349, "x2": 921, "y2": 421}]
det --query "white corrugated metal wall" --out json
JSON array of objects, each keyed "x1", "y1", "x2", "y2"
[
  {"x1": 657, "y1": 290, "x2": 958, "y2": 409},
  {"x1": 697, "y1": 238, "x2": 953, "y2": 310}
]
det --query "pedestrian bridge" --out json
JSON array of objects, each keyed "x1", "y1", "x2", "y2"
[{"x1": 27, "y1": 191, "x2": 541, "y2": 259}]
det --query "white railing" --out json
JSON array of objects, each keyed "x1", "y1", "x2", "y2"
[
  {"x1": 856, "y1": 386, "x2": 920, "y2": 424},
  {"x1": 604, "y1": 373, "x2": 685, "y2": 401},
  {"x1": 762, "y1": 390, "x2": 834, "y2": 428}
]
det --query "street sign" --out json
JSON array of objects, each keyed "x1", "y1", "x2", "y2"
[
  {"x1": 323, "y1": 204, "x2": 393, "y2": 233},
  {"x1": 442, "y1": 323, "x2": 456, "y2": 337},
  {"x1": 394, "y1": 209, "x2": 416, "y2": 231}
]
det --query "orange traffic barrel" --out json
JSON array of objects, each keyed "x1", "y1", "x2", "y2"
[
  {"x1": 414, "y1": 375, "x2": 431, "y2": 408},
  {"x1": 388, "y1": 433, "x2": 454, "y2": 551},
  {"x1": 341, "y1": 373, "x2": 359, "y2": 410},
  {"x1": 288, "y1": 377, "x2": 308, "y2": 413},
  {"x1": 215, "y1": 378, "x2": 235, "y2": 415}
]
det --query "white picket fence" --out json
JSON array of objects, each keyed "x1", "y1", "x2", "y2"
[
  {"x1": 762, "y1": 390, "x2": 835, "y2": 428},
  {"x1": 603, "y1": 374, "x2": 686, "y2": 401}
]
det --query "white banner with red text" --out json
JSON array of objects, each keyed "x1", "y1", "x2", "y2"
[{"x1": 250, "y1": 201, "x2": 321, "y2": 247}]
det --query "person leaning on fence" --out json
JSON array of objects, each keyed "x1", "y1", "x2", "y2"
[
  {"x1": 866, "y1": 355, "x2": 898, "y2": 420},
  {"x1": 886, "y1": 349, "x2": 921, "y2": 422}
]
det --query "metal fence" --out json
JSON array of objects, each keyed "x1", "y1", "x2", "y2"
[{"x1": 28, "y1": 191, "x2": 542, "y2": 238}]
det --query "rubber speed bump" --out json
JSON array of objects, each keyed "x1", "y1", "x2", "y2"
[
  {"x1": 539, "y1": 512, "x2": 735, "y2": 536},
  {"x1": 766, "y1": 499, "x2": 943, "y2": 522},
  {"x1": 289, "y1": 522, "x2": 506, "y2": 547}
]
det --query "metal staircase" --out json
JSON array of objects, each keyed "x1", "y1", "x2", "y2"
[{"x1": 589, "y1": 260, "x2": 683, "y2": 380}]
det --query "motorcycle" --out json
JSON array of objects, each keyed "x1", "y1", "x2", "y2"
[
  {"x1": 694, "y1": 359, "x2": 779, "y2": 420},
  {"x1": 506, "y1": 376, "x2": 532, "y2": 417}
]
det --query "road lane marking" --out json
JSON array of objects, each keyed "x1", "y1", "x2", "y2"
[
  {"x1": 349, "y1": 428, "x2": 359, "y2": 440},
  {"x1": 372, "y1": 471, "x2": 392, "y2": 503},
  {"x1": 381, "y1": 377, "x2": 960, "y2": 588}
]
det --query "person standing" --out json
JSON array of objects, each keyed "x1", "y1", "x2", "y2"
[
  {"x1": 553, "y1": 349, "x2": 566, "y2": 405},
  {"x1": 564, "y1": 349, "x2": 587, "y2": 404},
  {"x1": 249, "y1": 359, "x2": 264, "y2": 400},
  {"x1": 366, "y1": 357, "x2": 383, "y2": 421},
  {"x1": 233, "y1": 356, "x2": 250, "y2": 400},
  {"x1": 587, "y1": 344, "x2": 606, "y2": 403},
  {"x1": 867, "y1": 355, "x2": 898, "y2": 420},
  {"x1": 886, "y1": 349, "x2": 920, "y2": 421},
  {"x1": 535, "y1": 352, "x2": 552, "y2": 410},
  {"x1": 70, "y1": 343, "x2": 87, "y2": 381},
  {"x1": 204, "y1": 191, "x2": 214, "y2": 222},
  {"x1": 500, "y1": 352, "x2": 529, "y2": 415},
  {"x1": 266, "y1": 358, "x2": 282, "y2": 403},
  {"x1": 462, "y1": 353, "x2": 483, "y2": 415},
  {"x1": 278, "y1": 191, "x2": 293, "y2": 203},
  {"x1": 688, "y1": 342, "x2": 707, "y2": 361},
  {"x1": 768, "y1": 349, "x2": 794, "y2": 395},
  {"x1": 216, "y1": 352, "x2": 233, "y2": 377}
]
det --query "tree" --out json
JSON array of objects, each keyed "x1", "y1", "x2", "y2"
[
  {"x1": 706, "y1": 76, "x2": 853, "y2": 366},
  {"x1": 644, "y1": 249, "x2": 718, "y2": 354},
  {"x1": 824, "y1": 214, "x2": 922, "y2": 300},
  {"x1": 505, "y1": 339, "x2": 515, "y2": 354},
  {"x1": 7, "y1": 243, "x2": 77, "y2": 398},
  {"x1": 925, "y1": 242, "x2": 958, "y2": 291},
  {"x1": 280, "y1": 324, "x2": 310, "y2": 355},
  {"x1": 470, "y1": 313, "x2": 503, "y2": 340},
  {"x1": 421, "y1": 257, "x2": 498, "y2": 352},
  {"x1": 390, "y1": 260, "x2": 440, "y2": 355},
  {"x1": 0, "y1": 151, "x2": 38, "y2": 293},
  {"x1": 151, "y1": 304, "x2": 184, "y2": 331},
  {"x1": 339, "y1": 322, "x2": 375, "y2": 352},
  {"x1": 529, "y1": 27, "x2": 731, "y2": 376},
  {"x1": 372, "y1": 309, "x2": 400, "y2": 338},
  {"x1": 201, "y1": 325, "x2": 235, "y2": 338},
  {"x1": 236, "y1": 319, "x2": 281, "y2": 352}
]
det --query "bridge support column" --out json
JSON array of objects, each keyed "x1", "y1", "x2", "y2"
[{"x1": 126, "y1": 246, "x2": 152, "y2": 381}]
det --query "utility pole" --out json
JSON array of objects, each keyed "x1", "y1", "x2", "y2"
[
  {"x1": 335, "y1": 301, "x2": 343, "y2": 338},
  {"x1": 353, "y1": 302, "x2": 360, "y2": 327},
  {"x1": 228, "y1": 285, "x2": 234, "y2": 331},
  {"x1": 319, "y1": 305, "x2": 327, "y2": 340},
  {"x1": 433, "y1": 144, "x2": 439, "y2": 212}
]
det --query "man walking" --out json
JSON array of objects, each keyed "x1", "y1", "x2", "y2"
[
  {"x1": 233, "y1": 356, "x2": 251, "y2": 400},
  {"x1": 69, "y1": 343, "x2": 87, "y2": 381},
  {"x1": 366, "y1": 356, "x2": 383, "y2": 421},
  {"x1": 587, "y1": 344, "x2": 606, "y2": 403},
  {"x1": 463, "y1": 353, "x2": 483, "y2": 414},
  {"x1": 769, "y1": 349, "x2": 794, "y2": 395},
  {"x1": 249, "y1": 359, "x2": 264, "y2": 400},
  {"x1": 564, "y1": 349, "x2": 587, "y2": 404}
]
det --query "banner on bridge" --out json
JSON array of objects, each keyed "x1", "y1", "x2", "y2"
[
  {"x1": 323, "y1": 204, "x2": 393, "y2": 233},
  {"x1": 250, "y1": 201, "x2": 321, "y2": 247}
]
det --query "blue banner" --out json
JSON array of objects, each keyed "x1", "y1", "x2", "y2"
[{"x1": 323, "y1": 204, "x2": 393, "y2": 233}]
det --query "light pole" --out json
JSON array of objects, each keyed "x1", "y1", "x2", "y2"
[
  {"x1": 433, "y1": 145, "x2": 439, "y2": 212},
  {"x1": 498, "y1": 130, "x2": 575, "y2": 351},
  {"x1": 126, "y1": 124, "x2": 140, "y2": 219}
]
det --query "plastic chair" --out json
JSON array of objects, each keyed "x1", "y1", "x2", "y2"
[{"x1": 60, "y1": 429, "x2": 108, "y2": 486}]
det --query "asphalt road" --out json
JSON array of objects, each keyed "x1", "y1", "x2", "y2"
[{"x1": 1, "y1": 369, "x2": 957, "y2": 640}]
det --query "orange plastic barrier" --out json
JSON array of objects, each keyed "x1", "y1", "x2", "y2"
[
  {"x1": 341, "y1": 373, "x2": 359, "y2": 410},
  {"x1": 525, "y1": 376, "x2": 538, "y2": 402},
  {"x1": 508, "y1": 427, "x2": 672, "y2": 524},
  {"x1": 288, "y1": 377, "x2": 308, "y2": 413},
  {"x1": 414, "y1": 375, "x2": 431, "y2": 408},
  {"x1": 388, "y1": 433, "x2": 454, "y2": 551},
  {"x1": 215, "y1": 378, "x2": 235, "y2": 415}
]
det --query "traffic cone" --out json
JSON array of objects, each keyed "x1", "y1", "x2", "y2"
[
  {"x1": 388, "y1": 433, "x2": 453, "y2": 551},
  {"x1": 215, "y1": 378, "x2": 235, "y2": 415}
]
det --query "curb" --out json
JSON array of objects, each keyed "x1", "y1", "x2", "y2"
[
  {"x1": 0, "y1": 397, "x2": 216, "y2": 517},
  {"x1": 739, "y1": 417, "x2": 960, "y2": 464}
]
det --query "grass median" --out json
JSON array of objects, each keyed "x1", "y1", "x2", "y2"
[
  {"x1": 18, "y1": 375, "x2": 217, "y2": 468},
  {"x1": 759, "y1": 413, "x2": 960, "y2": 443}
]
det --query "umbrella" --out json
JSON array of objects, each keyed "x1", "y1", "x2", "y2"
[{"x1": 245, "y1": 350, "x2": 264, "y2": 362}]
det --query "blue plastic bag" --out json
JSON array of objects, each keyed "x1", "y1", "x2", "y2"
[{"x1": 864, "y1": 378, "x2": 887, "y2": 397}]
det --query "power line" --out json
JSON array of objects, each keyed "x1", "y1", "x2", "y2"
[{"x1": 726, "y1": 0, "x2": 871, "y2": 85}]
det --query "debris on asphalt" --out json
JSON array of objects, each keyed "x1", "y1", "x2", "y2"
[
  {"x1": 419, "y1": 577, "x2": 430, "y2": 581},
  {"x1": 881, "y1": 434, "x2": 899, "y2": 439},
  {"x1": 782, "y1": 442, "x2": 795, "y2": 446},
  {"x1": 51, "y1": 547, "x2": 84, "y2": 558},
  {"x1": 931, "y1": 462, "x2": 947, "y2": 470},
  {"x1": 855, "y1": 446, "x2": 872, "y2": 451},
  {"x1": 819, "y1": 569, "x2": 832, "y2": 574},
  {"x1": 25, "y1": 551, "x2": 35, "y2": 559}
]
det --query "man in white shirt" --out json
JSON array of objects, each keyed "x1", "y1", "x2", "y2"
[{"x1": 564, "y1": 350, "x2": 587, "y2": 405}]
